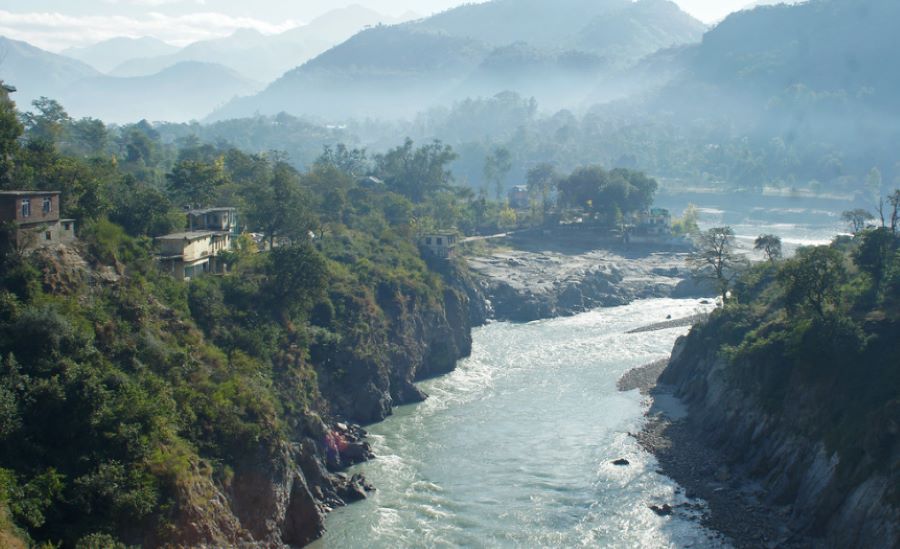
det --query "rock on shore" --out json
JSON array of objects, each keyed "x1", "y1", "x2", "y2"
[{"x1": 465, "y1": 242, "x2": 708, "y2": 322}]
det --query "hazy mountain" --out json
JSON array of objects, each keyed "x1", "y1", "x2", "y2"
[
  {"x1": 576, "y1": 0, "x2": 707, "y2": 64},
  {"x1": 0, "y1": 36, "x2": 100, "y2": 107},
  {"x1": 63, "y1": 36, "x2": 178, "y2": 73},
  {"x1": 209, "y1": 0, "x2": 705, "y2": 121},
  {"x1": 111, "y1": 5, "x2": 405, "y2": 83},
  {"x1": 656, "y1": 0, "x2": 900, "y2": 122},
  {"x1": 211, "y1": 26, "x2": 487, "y2": 121},
  {"x1": 59, "y1": 61, "x2": 260, "y2": 123}
]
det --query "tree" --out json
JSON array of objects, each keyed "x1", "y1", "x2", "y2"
[
  {"x1": 889, "y1": 190, "x2": 900, "y2": 233},
  {"x1": 241, "y1": 161, "x2": 314, "y2": 249},
  {"x1": 754, "y1": 234, "x2": 783, "y2": 262},
  {"x1": 842, "y1": 209, "x2": 874, "y2": 234},
  {"x1": 483, "y1": 147, "x2": 512, "y2": 200},
  {"x1": 374, "y1": 138, "x2": 457, "y2": 203},
  {"x1": 166, "y1": 158, "x2": 227, "y2": 208},
  {"x1": 778, "y1": 246, "x2": 847, "y2": 318},
  {"x1": 853, "y1": 227, "x2": 897, "y2": 291},
  {"x1": 264, "y1": 243, "x2": 328, "y2": 322},
  {"x1": 688, "y1": 227, "x2": 747, "y2": 301},
  {"x1": 21, "y1": 97, "x2": 71, "y2": 145},
  {"x1": 315, "y1": 144, "x2": 368, "y2": 177},
  {"x1": 526, "y1": 163, "x2": 558, "y2": 218},
  {"x1": 0, "y1": 82, "x2": 22, "y2": 186}
]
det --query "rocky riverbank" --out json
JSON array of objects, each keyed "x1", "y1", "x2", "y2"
[
  {"x1": 619, "y1": 359, "x2": 810, "y2": 548},
  {"x1": 463, "y1": 236, "x2": 708, "y2": 322}
]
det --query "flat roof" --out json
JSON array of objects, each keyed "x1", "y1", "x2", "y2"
[
  {"x1": 188, "y1": 207, "x2": 236, "y2": 215},
  {"x1": 156, "y1": 231, "x2": 216, "y2": 241},
  {"x1": 0, "y1": 190, "x2": 60, "y2": 197}
]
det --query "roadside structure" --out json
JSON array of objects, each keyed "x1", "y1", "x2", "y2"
[
  {"x1": 418, "y1": 231, "x2": 458, "y2": 259},
  {"x1": 0, "y1": 190, "x2": 76, "y2": 250}
]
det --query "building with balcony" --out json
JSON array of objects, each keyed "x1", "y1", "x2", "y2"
[{"x1": 156, "y1": 231, "x2": 233, "y2": 280}]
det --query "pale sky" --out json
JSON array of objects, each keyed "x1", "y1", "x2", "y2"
[{"x1": 0, "y1": 0, "x2": 788, "y2": 52}]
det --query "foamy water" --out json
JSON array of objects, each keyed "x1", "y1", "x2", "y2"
[{"x1": 311, "y1": 299, "x2": 726, "y2": 548}]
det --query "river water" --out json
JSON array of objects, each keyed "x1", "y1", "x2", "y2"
[{"x1": 312, "y1": 298, "x2": 726, "y2": 548}]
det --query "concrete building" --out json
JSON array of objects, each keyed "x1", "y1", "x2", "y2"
[
  {"x1": 0, "y1": 191, "x2": 75, "y2": 250},
  {"x1": 156, "y1": 231, "x2": 233, "y2": 280},
  {"x1": 157, "y1": 207, "x2": 238, "y2": 280},
  {"x1": 188, "y1": 207, "x2": 239, "y2": 234},
  {"x1": 418, "y1": 232, "x2": 458, "y2": 259}
]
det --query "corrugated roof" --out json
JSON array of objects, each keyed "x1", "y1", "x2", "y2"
[{"x1": 156, "y1": 231, "x2": 216, "y2": 241}]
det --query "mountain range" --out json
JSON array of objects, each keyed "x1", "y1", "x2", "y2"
[
  {"x1": 209, "y1": 0, "x2": 707, "y2": 121},
  {"x1": 107, "y1": 5, "x2": 412, "y2": 83},
  {"x1": 0, "y1": 36, "x2": 258, "y2": 123}
]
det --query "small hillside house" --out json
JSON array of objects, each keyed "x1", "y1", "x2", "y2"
[
  {"x1": 508, "y1": 185, "x2": 530, "y2": 210},
  {"x1": 419, "y1": 232, "x2": 458, "y2": 259},
  {"x1": 0, "y1": 190, "x2": 76, "y2": 250},
  {"x1": 188, "y1": 207, "x2": 239, "y2": 234},
  {"x1": 157, "y1": 207, "x2": 238, "y2": 280}
]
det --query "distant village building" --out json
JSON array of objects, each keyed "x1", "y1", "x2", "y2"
[
  {"x1": 156, "y1": 207, "x2": 238, "y2": 280},
  {"x1": 508, "y1": 185, "x2": 530, "y2": 210},
  {"x1": 0, "y1": 191, "x2": 76, "y2": 250},
  {"x1": 637, "y1": 208, "x2": 672, "y2": 236},
  {"x1": 418, "y1": 231, "x2": 458, "y2": 259}
]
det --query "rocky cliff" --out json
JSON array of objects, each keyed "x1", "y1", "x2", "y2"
[{"x1": 659, "y1": 321, "x2": 899, "y2": 548}]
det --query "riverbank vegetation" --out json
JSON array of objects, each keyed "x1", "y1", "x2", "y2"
[
  {"x1": 0, "y1": 87, "x2": 480, "y2": 547},
  {"x1": 683, "y1": 220, "x2": 900, "y2": 496}
]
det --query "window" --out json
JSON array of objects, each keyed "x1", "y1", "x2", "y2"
[
  {"x1": 426, "y1": 237, "x2": 432, "y2": 245},
  {"x1": 45, "y1": 231, "x2": 52, "y2": 241},
  {"x1": 63, "y1": 222, "x2": 71, "y2": 231},
  {"x1": 437, "y1": 237, "x2": 443, "y2": 245},
  {"x1": 43, "y1": 197, "x2": 52, "y2": 213},
  {"x1": 20, "y1": 199, "x2": 30, "y2": 218}
]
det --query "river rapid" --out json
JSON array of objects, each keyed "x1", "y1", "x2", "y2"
[{"x1": 312, "y1": 298, "x2": 725, "y2": 548}]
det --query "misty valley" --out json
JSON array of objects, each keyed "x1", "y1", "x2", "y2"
[{"x1": 0, "y1": 0, "x2": 898, "y2": 548}]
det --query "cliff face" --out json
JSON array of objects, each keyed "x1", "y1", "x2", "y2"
[
  {"x1": 660, "y1": 328, "x2": 900, "y2": 548},
  {"x1": 1, "y1": 244, "x2": 479, "y2": 548},
  {"x1": 310, "y1": 261, "x2": 477, "y2": 425}
]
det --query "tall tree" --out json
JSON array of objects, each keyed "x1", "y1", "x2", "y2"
[
  {"x1": 779, "y1": 246, "x2": 847, "y2": 318},
  {"x1": 21, "y1": 97, "x2": 70, "y2": 145},
  {"x1": 688, "y1": 227, "x2": 747, "y2": 301},
  {"x1": 0, "y1": 82, "x2": 22, "y2": 186},
  {"x1": 842, "y1": 209, "x2": 874, "y2": 234},
  {"x1": 166, "y1": 158, "x2": 227, "y2": 208},
  {"x1": 754, "y1": 234, "x2": 783, "y2": 262},
  {"x1": 526, "y1": 163, "x2": 558, "y2": 217},
  {"x1": 483, "y1": 147, "x2": 512, "y2": 200},
  {"x1": 241, "y1": 161, "x2": 314, "y2": 249},
  {"x1": 375, "y1": 138, "x2": 457, "y2": 203}
]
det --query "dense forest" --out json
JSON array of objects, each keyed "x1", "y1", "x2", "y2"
[{"x1": 0, "y1": 84, "x2": 487, "y2": 547}]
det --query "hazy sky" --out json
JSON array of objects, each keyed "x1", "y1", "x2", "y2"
[{"x1": 0, "y1": 0, "x2": 781, "y2": 52}]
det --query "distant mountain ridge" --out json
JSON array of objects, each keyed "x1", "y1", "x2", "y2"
[
  {"x1": 0, "y1": 36, "x2": 258, "y2": 123},
  {"x1": 63, "y1": 36, "x2": 179, "y2": 73},
  {"x1": 109, "y1": 5, "x2": 408, "y2": 83},
  {"x1": 209, "y1": 0, "x2": 707, "y2": 121}
]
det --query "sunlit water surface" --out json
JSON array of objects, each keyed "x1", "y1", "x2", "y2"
[{"x1": 312, "y1": 298, "x2": 728, "y2": 549}]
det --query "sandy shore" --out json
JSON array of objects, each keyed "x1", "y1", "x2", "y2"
[{"x1": 619, "y1": 361, "x2": 810, "y2": 549}]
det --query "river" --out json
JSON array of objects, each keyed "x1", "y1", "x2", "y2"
[{"x1": 311, "y1": 298, "x2": 726, "y2": 548}]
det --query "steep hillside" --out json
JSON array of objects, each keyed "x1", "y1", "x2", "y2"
[
  {"x1": 0, "y1": 36, "x2": 99, "y2": 107},
  {"x1": 659, "y1": 234, "x2": 900, "y2": 547},
  {"x1": 63, "y1": 37, "x2": 178, "y2": 73},
  {"x1": 59, "y1": 61, "x2": 260, "y2": 123},
  {"x1": 210, "y1": 26, "x2": 487, "y2": 121},
  {"x1": 646, "y1": 0, "x2": 900, "y2": 129}
]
